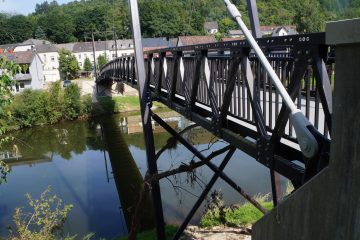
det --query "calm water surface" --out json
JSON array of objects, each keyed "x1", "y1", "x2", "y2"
[{"x1": 0, "y1": 112, "x2": 287, "y2": 238}]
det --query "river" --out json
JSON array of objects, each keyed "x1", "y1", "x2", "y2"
[{"x1": 0, "y1": 112, "x2": 287, "y2": 239}]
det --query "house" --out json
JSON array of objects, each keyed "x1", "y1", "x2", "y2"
[
  {"x1": 106, "y1": 39, "x2": 134, "y2": 59},
  {"x1": 71, "y1": 41, "x2": 109, "y2": 70},
  {"x1": 228, "y1": 25, "x2": 298, "y2": 38},
  {"x1": 0, "y1": 51, "x2": 44, "y2": 92},
  {"x1": 272, "y1": 26, "x2": 298, "y2": 37},
  {"x1": 142, "y1": 38, "x2": 169, "y2": 51},
  {"x1": 13, "y1": 39, "x2": 51, "y2": 52},
  {"x1": 177, "y1": 36, "x2": 216, "y2": 47},
  {"x1": 204, "y1": 21, "x2": 219, "y2": 35},
  {"x1": 34, "y1": 44, "x2": 60, "y2": 82}
]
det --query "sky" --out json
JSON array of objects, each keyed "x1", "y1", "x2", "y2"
[{"x1": 0, "y1": 0, "x2": 73, "y2": 15}]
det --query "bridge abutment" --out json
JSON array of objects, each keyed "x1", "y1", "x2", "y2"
[{"x1": 252, "y1": 18, "x2": 360, "y2": 240}]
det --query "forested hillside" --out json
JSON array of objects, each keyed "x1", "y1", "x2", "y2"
[{"x1": 0, "y1": 0, "x2": 359, "y2": 44}]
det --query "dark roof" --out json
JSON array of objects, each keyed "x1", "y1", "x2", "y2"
[
  {"x1": 0, "y1": 51, "x2": 35, "y2": 64},
  {"x1": 73, "y1": 41, "x2": 107, "y2": 53},
  {"x1": 177, "y1": 36, "x2": 216, "y2": 46},
  {"x1": 56, "y1": 43, "x2": 75, "y2": 52},
  {"x1": 34, "y1": 44, "x2": 58, "y2": 53},
  {"x1": 142, "y1": 38, "x2": 169, "y2": 48},
  {"x1": 204, "y1": 21, "x2": 218, "y2": 30},
  {"x1": 22, "y1": 39, "x2": 51, "y2": 45}
]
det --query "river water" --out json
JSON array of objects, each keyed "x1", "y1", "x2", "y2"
[{"x1": 0, "y1": 112, "x2": 287, "y2": 239}]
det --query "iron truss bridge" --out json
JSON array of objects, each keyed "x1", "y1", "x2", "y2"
[{"x1": 98, "y1": 32, "x2": 333, "y2": 238}]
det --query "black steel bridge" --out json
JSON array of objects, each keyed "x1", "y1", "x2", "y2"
[
  {"x1": 96, "y1": 1, "x2": 360, "y2": 240},
  {"x1": 98, "y1": 31, "x2": 333, "y2": 237}
]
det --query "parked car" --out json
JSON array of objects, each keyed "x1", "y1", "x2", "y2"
[{"x1": 63, "y1": 79, "x2": 71, "y2": 87}]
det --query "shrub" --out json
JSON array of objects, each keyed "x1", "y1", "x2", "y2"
[
  {"x1": 8, "y1": 187, "x2": 94, "y2": 240},
  {"x1": 4, "y1": 82, "x2": 92, "y2": 129},
  {"x1": 63, "y1": 83, "x2": 82, "y2": 120}
]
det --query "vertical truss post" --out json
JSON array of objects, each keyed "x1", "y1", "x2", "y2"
[
  {"x1": 246, "y1": 0, "x2": 261, "y2": 38},
  {"x1": 128, "y1": 0, "x2": 165, "y2": 239},
  {"x1": 190, "y1": 51, "x2": 206, "y2": 112}
]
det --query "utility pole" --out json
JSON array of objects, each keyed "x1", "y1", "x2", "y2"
[{"x1": 91, "y1": 32, "x2": 98, "y2": 93}]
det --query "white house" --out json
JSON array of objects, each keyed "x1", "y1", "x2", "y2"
[
  {"x1": 0, "y1": 51, "x2": 44, "y2": 92},
  {"x1": 35, "y1": 44, "x2": 60, "y2": 82},
  {"x1": 13, "y1": 39, "x2": 51, "y2": 52},
  {"x1": 204, "y1": 21, "x2": 219, "y2": 35}
]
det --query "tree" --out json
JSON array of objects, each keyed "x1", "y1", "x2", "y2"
[
  {"x1": 83, "y1": 57, "x2": 93, "y2": 72},
  {"x1": 58, "y1": 49, "x2": 80, "y2": 79},
  {"x1": 96, "y1": 54, "x2": 107, "y2": 70},
  {"x1": 34, "y1": 26, "x2": 46, "y2": 39},
  {"x1": 218, "y1": 17, "x2": 237, "y2": 35},
  {"x1": 293, "y1": 0, "x2": 325, "y2": 33},
  {"x1": 0, "y1": 56, "x2": 18, "y2": 184}
]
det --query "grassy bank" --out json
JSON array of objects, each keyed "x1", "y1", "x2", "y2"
[
  {"x1": 199, "y1": 200, "x2": 273, "y2": 228},
  {"x1": 97, "y1": 95, "x2": 166, "y2": 114},
  {"x1": 117, "y1": 225, "x2": 178, "y2": 240}
]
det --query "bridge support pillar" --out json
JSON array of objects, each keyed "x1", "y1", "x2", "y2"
[{"x1": 252, "y1": 18, "x2": 360, "y2": 240}]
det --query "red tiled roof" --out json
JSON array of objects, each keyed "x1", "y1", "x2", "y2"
[
  {"x1": 0, "y1": 51, "x2": 35, "y2": 64},
  {"x1": 178, "y1": 35, "x2": 216, "y2": 46}
]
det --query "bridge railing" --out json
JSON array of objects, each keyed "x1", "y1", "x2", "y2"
[{"x1": 99, "y1": 33, "x2": 333, "y2": 146}]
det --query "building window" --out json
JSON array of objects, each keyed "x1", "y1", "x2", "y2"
[
  {"x1": 112, "y1": 54, "x2": 116, "y2": 58},
  {"x1": 20, "y1": 82, "x2": 25, "y2": 89},
  {"x1": 78, "y1": 54, "x2": 82, "y2": 59},
  {"x1": 50, "y1": 56, "x2": 55, "y2": 62}
]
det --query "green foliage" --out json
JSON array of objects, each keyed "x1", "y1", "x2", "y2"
[
  {"x1": 0, "y1": 56, "x2": 17, "y2": 185},
  {"x1": 8, "y1": 187, "x2": 94, "y2": 240},
  {"x1": 83, "y1": 57, "x2": 93, "y2": 72},
  {"x1": 0, "y1": 14, "x2": 33, "y2": 45},
  {"x1": 96, "y1": 54, "x2": 107, "y2": 70},
  {"x1": 117, "y1": 225, "x2": 178, "y2": 240},
  {"x1": 199, "y1": 192, "x2": 273, "y2": 228},
  {"x1": 63, "y1": 83, "x2": 82, "y2": 120},
  {"x1": 293, "y1": 0, "x2": 325, "y2": 33},
  {"x1": 58, "y1": 49, "x2": 80, "y2": 80},
  {"x1": 34, "y1": 26, "x2": 47, "y2": 40},
  {"x1": 0, "y1": 0, "x2": 359, "y2": 44},
  {"x1": 3, "y1": 82, "x2": 92, "y2": 129},
  {"x1": 218, "y1": 17, "x2": 237, "y2": 34}
]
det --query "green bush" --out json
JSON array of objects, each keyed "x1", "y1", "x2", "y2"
[
  {"x1": 3, "y1": 82, "x2": 93, "y2": 129},
  {"x1": 199, "y1": 201, "x2": 273, "y2": 228},
  {"x1": 63, "y1": 83, "x2": 81, "y2": 120}
]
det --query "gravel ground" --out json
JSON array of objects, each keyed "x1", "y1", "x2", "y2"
[{"x1": 181, "y1": 226, "x2": 252, "y2": 240}]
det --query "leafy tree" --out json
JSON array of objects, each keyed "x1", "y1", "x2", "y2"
[
  {"x1": 218, "y1": 17, "x2": 237, "y2": 34},
  {"x1": 0, "y1": 15, "x2": 33, "y2": 44},
  {"x1": 0, "y1": 57, "x2": 18, "y2": 184},
  {"x1": 83, "y1": 57, "x2": 93, "y2": 72},
  {"x1": 34, "y1": 0, "x2": 59, "y2": 15},
  {"x1": 34, "y1": 26, "x2": 46, "y2": 39},
  {"x1": 293, "y1": 0, "x2": 325, "y2": 33},
  {"x1": 58, "y1": 49, "x2": 80, "y2": 79},
  {"x1": 96, "y1": 54, "x2": 107, "y2": 70}
]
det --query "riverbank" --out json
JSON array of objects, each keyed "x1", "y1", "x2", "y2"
[{"x1": 95, "y1": 95, "x2": 167, "y2": 115}]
